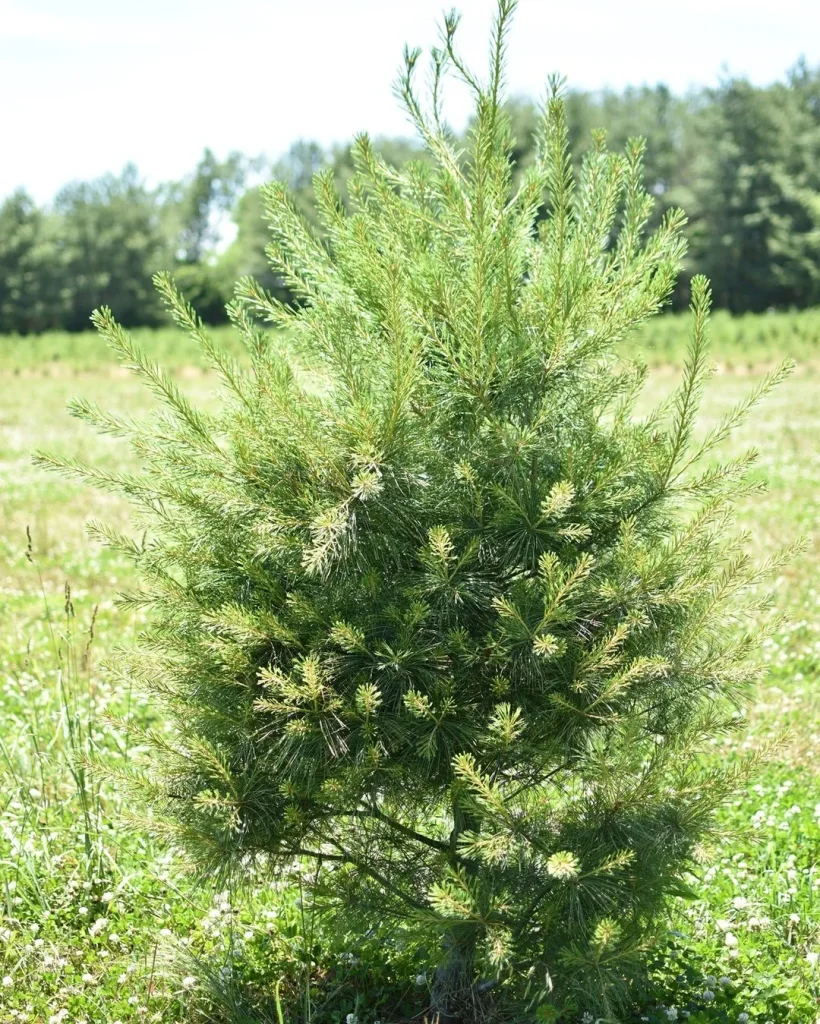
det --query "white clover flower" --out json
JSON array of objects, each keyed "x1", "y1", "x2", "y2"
[
  {"x1": 738, "y1": 1014, "x2": 749, "y2": 1023},
  {"x1": 581, "y1": 1014, "x2": 594, "y2": 1024},
  {"x1": 806, "y1": 950, "x2": 819, "y2": 967},
  {"x1": 666, "y1": 1009, "x2": 678, "y2": 1021},
  {"x1": 719, "y1": 975, "x2": 732, "y2": 986},
  {"x1": 182, "y1": 976, "x2": 197, "y2": 990},
  {"x1": 415, "y1": 973, "x2": 427, "y2": 986},
  {"x1": 702, "y1": 990, "x2": 715, "y2": 1002},
  {"x1": 81, "y1": 973, "x2": 95, "y2": 984},
  {"x1": 789, "y1": 912, "x2": 800, "y2": 924},
  {"x1": 2, "y1": 975, "x2": 12, "y2": 987},
  {"x1": 705, "y1": 975, "x2": 717, "y2": 986},
  {"x1": 346, "y1": 1015, "x2": 358, "y2": 1024},
  {"x1": 724, "y1": 932, "x2": 738, "y2": 947}
]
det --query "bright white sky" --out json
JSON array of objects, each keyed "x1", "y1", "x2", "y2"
[{"x1": 2, "y1": 0, "x2": 818, "y2": 204}]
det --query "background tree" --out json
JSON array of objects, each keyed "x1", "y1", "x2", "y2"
[
  {"x1": 53, "y1": 165, "x2": 170, "y2": 330},
  {"x1": 0, "y1": 190, "x2": 55, "y2": 333},
  {"x1": 159, "y1": 148, "x2": 251, "y2": 323},
  {"x1": 2, "y1": 55, "x2": 819, "y2": 334},
  {"x1": 161, "y1": 147, "x2": 248, "y2": 265},
  {"x1": 687, "y1": 66, "x2": 820, "y2": 311},
  {"x1": 218, "y1": 141, "x2": 326, "y2": 308}
]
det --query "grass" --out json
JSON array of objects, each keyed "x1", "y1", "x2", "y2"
[
  {"x1": 0, "y1": 318, "x2": 818, "y2": 1023},
  {"x1": 0, "y1": 325, "x2": 243, "y2": 374}
]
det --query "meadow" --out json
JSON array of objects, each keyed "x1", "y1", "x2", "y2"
[{"x1": 0, "y1": 315, "x2": 818, "y2": 1023}]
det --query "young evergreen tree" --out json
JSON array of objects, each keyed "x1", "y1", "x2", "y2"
[{"x1": 38, "y1": 3, "x2": 794, "y2": 1019}]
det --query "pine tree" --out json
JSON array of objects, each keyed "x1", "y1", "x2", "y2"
[{"x1": 37, "y1": 3, "x2": 794, "y2": 1019}]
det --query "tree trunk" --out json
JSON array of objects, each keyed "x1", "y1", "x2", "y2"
[
  {"x1": 432, "y1": 798, "x2": 482, "y2": 1024},
  {"x1": 431, "y1": 924, "x2": 477, "y2": 1024}
]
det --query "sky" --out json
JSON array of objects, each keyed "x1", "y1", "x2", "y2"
[{"x1": 1, "y1": 0, "x2": 819, "y2": 204}]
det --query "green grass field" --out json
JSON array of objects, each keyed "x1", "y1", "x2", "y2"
[{"x1": 0, "y1": 317, "x2": 818, "y2": 1023}]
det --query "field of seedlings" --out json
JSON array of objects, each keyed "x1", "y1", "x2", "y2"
[{"x1": 0, "y1": 308, "x2": 819, "y2": 375}]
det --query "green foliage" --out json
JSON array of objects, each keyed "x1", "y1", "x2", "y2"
[
  {"x1": 2, "y1": 307, "x2": 818, "y2": 374},
  {"x1": 5, "y1": 364, "x2": 816, "y2": 1022},
  {"x1": 52, "y1": 166, "x2": 172, "y2": 331},
  {"x1": 39, "y1": 4, "x2": 798, "y2": 1019},
  {"x1": 0, "y1": 190, "x2": 55, "y2": 334},
  {"x1": 3, "y1": 61, "x2": 820, "y2": 335},
  {"x1": 687, "y1": 65, "x2": 820, "y2": 312},
  {"x1": 0, "y1": 152, "x2": 251, "y2": 335},
  {"x1": 159, "y1": 147, "x2": 249, "y2": 266},
  {"x1": 0, "y1": 167, "x2": 170, "y2": 334},
  {"x1": 633, "y1": 307, "x2": 820, "y2": 368},
  {"x1": 634, "y1": 765, "x2": 820, "y2": 1023}
]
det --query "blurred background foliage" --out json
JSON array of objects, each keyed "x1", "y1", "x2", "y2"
[{"x1": 2, "y1": 62, "x2": 820, "y2": 335}]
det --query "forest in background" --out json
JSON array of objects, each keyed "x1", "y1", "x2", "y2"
[{"x1": 2, "y1": 61, "x2": 820, "y2": 334}]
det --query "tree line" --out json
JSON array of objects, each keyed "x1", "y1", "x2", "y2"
[{"x1": 2, "y1": 61, "x2": 819, "y2": 335}]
